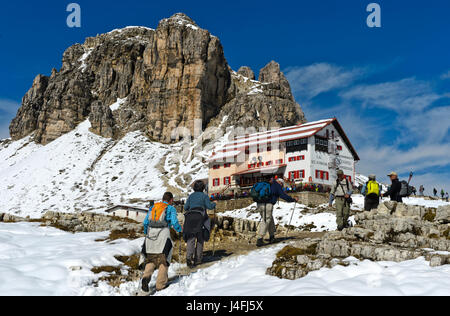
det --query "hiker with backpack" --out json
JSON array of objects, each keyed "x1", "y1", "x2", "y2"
[
  {"x1": 433, "y1": 188, "x2": 438, "y2": 197},
  {"x1": 361, "y1": 174, "x2": 381, "y2": 211},
  {"x1": 140, "y1": 192, "x2": 182, "y2": 293},
  {"x1": 381, "y1": 172, "x2": 403, "y2": 203},
  {"x1": 329, "y1": 170, "x2": 353, "y2": 231},
  {"x1": 445, "y1": 192, "x2": 449, "y2": 202},
  {"x1": 183, "y1": 180, "x2": 216, "y2": 268},
  {"x1": 252, "y1": 176, "x2": 298, "y2": 247},
  {"x1": 441, "y1": 189, "x2": 445, "y2": 199},
  {"x1": 419, "y1": 185, "x2": 424, "y2": 196}
]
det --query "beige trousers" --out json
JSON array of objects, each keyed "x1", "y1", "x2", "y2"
[
  {"x1": 142, "y1": 254, "x2": 169, "y2": 291},
  {"x1": 257, "y1": 203, "x2": 275, "y2": 238}
]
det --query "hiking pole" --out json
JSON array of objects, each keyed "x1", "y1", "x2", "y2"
[
  {"x1": 212, "y1": 206, "x2": 216, "y2": 258},
  {"x1": 285, "y1": 202, "x2": 297, "y2": 238}
]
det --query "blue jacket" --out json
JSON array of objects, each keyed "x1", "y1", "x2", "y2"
[
  {"x1": 143, "y1": 202, "x2": 182, "y2": 235},
  {"x1": 270, "y1": 181, "x2": 295, "y2": 204},
  {"x1": 184, "y1": 192, "x2": 216, "y2": 212}
]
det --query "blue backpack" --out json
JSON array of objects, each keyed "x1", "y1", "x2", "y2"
[{"x1": 250, "y1": 182, "x2": 272, "y2": 203}]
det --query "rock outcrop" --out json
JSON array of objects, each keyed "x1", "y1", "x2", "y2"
[
  {"x1": 208, "y1": 62, "x2": 306, "y2": 135},
  {"x1": 10, "y1": 13, "x2": 305, "y2": 145},
  {"x1": 267, "y1": 201, "x2": 450, "y2": 280}
]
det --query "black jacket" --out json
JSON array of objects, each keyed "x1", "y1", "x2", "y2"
[{"x1": 384, "y1": 178, "x2": 403, "y2": 202}]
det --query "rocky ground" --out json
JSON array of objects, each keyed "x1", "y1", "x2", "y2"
[
  {"x1": 267, "y1": 202, "x2": 450, "y2": 280},
  {"x1": 3, "y1": 200, "x2": 449, "y2": 288}
]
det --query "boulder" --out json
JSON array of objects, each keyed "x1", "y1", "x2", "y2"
[{"x1": 436, "y1": 205, "x2": 450, "y2": 223}]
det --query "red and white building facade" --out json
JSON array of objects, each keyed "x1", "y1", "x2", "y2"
[{"x1": 208, "y1": 118, "x2": 360, "y2": 195}]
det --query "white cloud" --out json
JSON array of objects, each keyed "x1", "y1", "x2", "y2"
[
  {"x1": 285, "y1": 63, "x2": 366, "y2": 100},
  {"x1": 398, "y1": 105, "x2": 450, "y2": 144},
  {"x1": 340, "y1": 78, "x2": 445, "y2": 113},
  {"x1": 0, "y1": 99, "x2": 20, "y2": 116},
  {"x1": 441, "y1": 70, "x2": 450, "y2": 80},
  {"x1": 287, "y1": 63, "x2": 450, "y2": 191},
  {"x1": 0, "y1": 124, "x2": 10, "y2": 139}
]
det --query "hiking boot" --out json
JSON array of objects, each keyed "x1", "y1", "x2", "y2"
[
  {"x1": 194, "y1": 259, "x2": 203, "y2": 266},
  {"x1": 256, "y1": 238, "x2": 264, "y2": 247},
  {"x1": 269, "y1": 235, "x2": 276, "y2": 244},
  {"x1": 187, "y1": 259, "x2": 195, "y2": 269},
  {"x1": 141, "y1": 277, "x2": 150, "y2": 292}
]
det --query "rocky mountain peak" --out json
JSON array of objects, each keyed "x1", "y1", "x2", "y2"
[
  {"x1": 159, "y1": 13, "x2": 199, "y2": 29},
  {"x1": 9, "y1": 14, "x2": 305, "y2": 145},
  {"x1": 237, "y1": 66, "x2": 255, "y2": 80},
  {"x1": 259, "y1": 61, "x2": 294, "y2": 100}
]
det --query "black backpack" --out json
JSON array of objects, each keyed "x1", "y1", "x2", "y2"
[{"x1": 399, "y1": 180, "x2": 413, "y2": 197}]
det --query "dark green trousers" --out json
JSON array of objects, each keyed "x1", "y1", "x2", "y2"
[{"x1": 335, "y1": 197, "x2": 350, "y2": 230}]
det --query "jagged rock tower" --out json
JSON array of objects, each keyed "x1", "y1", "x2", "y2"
[{"x1": 10, "y1": 13, "x2": 306, "y2": 145}]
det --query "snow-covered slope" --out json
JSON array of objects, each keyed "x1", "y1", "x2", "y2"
[{"x1": 0, "y1": 119, "x2": 221, "y2": 218}]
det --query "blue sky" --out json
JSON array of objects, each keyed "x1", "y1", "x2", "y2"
[{"x1": 1, "y1": 0, "x2": 450, "y2": 192}]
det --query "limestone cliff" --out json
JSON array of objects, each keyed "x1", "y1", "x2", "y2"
[{"x1": 10, "y1": 13, "x2": 305, "y2": 145}]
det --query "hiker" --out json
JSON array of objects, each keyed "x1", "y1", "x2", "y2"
[
  {"x1": 419, "y1": 185, "x2": 424, "y2": 196},
  {"x1": 433, "y1": 188, "x2": 438, "y2": 197},
  {"x1": 361, "y1": 174, "x2": 381, "y2": 211},
  {"x1": 329, "y1": 170, "x2": 353, "y2": 231},
  {"x1": 141, "y1": 192, "x2": 182, "y2": 293},
  {"x1": 381, "y1": 172, "x2": 403, "y2": 203},
  {"x1": 441, "y1": 189, "x2": 445, "y2": 199},
  {"x1": 253, "y1": 176, "x2": 298, "y2": 247},
  {"x1": 445, "y1": 192, "x2": 449, "y2": 202},
  {"x1": 183, "y1": 180, "x2": 216, "y2": 268}
]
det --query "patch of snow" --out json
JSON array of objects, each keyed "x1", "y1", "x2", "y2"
[
  {"x1": 81, "y1": 243, "x2": 450, "y2": 296},
  {"x1": 222, "y1": 201, "x2": 341, "y2": 232},
  {"x1": 107, "y1": 26, "x2": 155, "y2": 34},
  {"x1": 109, "y1": 98, "x2": 127, "y2": 111},
  {"x1": 0, "y1": 120, "x2": 169, "y2": 217},
  {"x1": 0, "y1": 222, "x2": 142, "y2": 296},
  {"x1": 78, "y1": 48, "x2": 94, "y2": 72}
]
